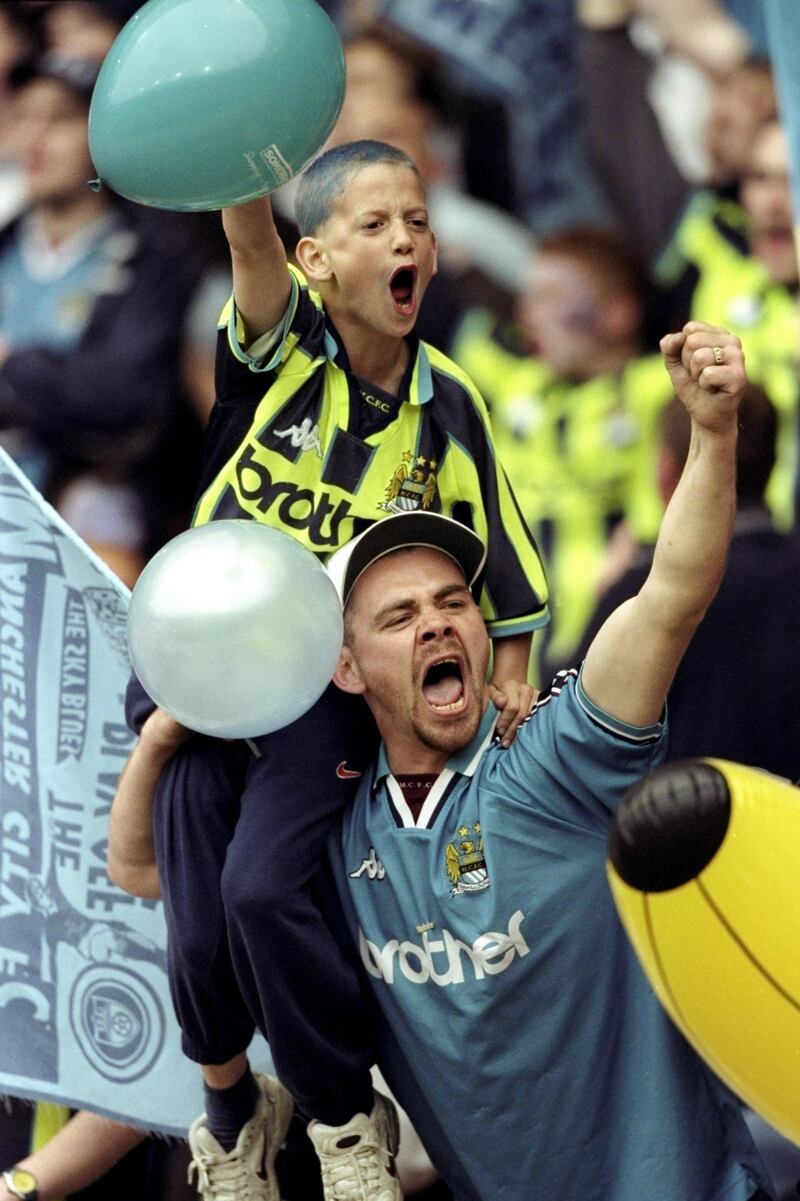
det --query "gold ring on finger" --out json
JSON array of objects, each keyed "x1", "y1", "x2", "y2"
[{"x1": 713, "y1": 346, "x2": 724, "y2": 365}]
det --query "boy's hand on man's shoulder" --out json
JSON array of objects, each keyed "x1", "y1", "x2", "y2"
[{"x1": 489, "y1": 679, "x2": 539, "y2": 747}]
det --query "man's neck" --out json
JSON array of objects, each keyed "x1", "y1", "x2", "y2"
[{"x1": 382, "y1": 700, "x2": 494, "y2": 777}]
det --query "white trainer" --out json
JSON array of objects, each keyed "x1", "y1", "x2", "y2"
[
  {"x1": 307, "y1": 1091, "x2": 403, "y2": 1201},
  {"x1": 187, "y1": 1072, "x2": 294, "y2": 1201}
]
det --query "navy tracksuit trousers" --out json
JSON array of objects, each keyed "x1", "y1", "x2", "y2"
[{"x1": 126, "y1": 676, "x2": 380, "y2": 1125}]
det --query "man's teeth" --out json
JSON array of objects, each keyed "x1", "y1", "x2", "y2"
[{"x1": 430, "y1": 699, "x2": 464, "y2": 712}]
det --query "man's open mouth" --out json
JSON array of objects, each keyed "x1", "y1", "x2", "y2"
[
  {"x1": 390, "y1": 265, "x2": 417, "y2": 316},
  {"x1": 421, "y1": 657, "x2": 465, "y2": 712}
]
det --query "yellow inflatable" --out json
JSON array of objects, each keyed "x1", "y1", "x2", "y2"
[{"x1": 607, "y1": 758, "x2": 800, "y2": 1146}]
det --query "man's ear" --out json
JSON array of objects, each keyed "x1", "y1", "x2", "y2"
[
  {"x1": 333, "y1": 645, "x2": 367, "y2": 695},
  {"x1": 296, "y1": 235, "x2": 333, "y2": 282}
]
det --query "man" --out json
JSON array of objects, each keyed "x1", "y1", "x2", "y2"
[
  {"x1": 111, "y1": 319, "x2": 772, "y2": 1199},
  {"x1": 321, "y1": 319, "x2": 771, "y2": 1201}
]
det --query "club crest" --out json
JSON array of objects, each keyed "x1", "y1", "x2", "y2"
[
  {"x1": 380, "y1": 451, "x2": 438, "y2": 513},
  {"x1": 445, "y1": 822, "x2": 490, "y2": 896}
]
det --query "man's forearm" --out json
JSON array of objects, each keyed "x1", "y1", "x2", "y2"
[
  {"x1": 648, "y1": 422, "x2": 736, "y2": 623},
  {"x1": 1, "y1": 1112, "x2": 147, "y2": 1201},
  {"x1": 107, "y1": 709, "x2": 190, "y2": 898}
]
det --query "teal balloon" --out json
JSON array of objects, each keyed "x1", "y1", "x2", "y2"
[
  {"x1": 88, "y1": 0, "x2": 345, "y2": 210},
  {"x1": 127, "y1": 521, "x2": 344, "y2": 738}
]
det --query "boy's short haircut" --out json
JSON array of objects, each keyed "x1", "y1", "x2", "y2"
[{"x1": 295, "y1": 139, "x2": 423, "y2": 237}]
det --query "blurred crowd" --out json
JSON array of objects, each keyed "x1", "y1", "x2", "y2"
[{"x1": 2, "y1": 0, "x2": 800, "y2": 1198}]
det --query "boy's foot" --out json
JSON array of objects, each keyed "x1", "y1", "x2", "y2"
[
  {"x1": 307, "y1": 1091, "x2": 402, "y2": 1201},
  {"x1": 188, "y1": 1072, "x2": 294, "y2": 1201}
]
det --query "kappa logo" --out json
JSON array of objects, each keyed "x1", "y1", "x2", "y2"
[
  {"x1": 273, "y1": 417, "x2": 323, "y2": 457},
  {"x1": 349, "y1": 847, "x2": 386, "y2": 881},
  {"x1": 380, "y1": 451, "x2": 438, "y2": 513},
  {"x1": 445, "y1": 821, "x2": 490, "y2": 896}
]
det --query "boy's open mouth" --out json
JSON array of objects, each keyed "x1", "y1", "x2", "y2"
[
  {"x1": 390, "y1": 265, "x2": 417, "y2": 315},
  {"x1": 421, "y1": 657, "x2": 465, "y2": 712}
]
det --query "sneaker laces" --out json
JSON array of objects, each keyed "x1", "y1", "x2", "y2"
[
  {"x1": 187, "y1": 1130, "x2": 263, "y2": 1201},
  {"x1": 318, "y1": 1137, "x2": 397, "y2": 1200}
]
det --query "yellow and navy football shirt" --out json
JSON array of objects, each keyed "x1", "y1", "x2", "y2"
[
  {"x1": 193, "y1": 266, "x2": 549, "y2": 638},
  {"x1": 452, "y1": 309, "x2": 672, "y2": 666},
  {"x1": 657, "y1": 188, "x2": 798, "y2": 529}
]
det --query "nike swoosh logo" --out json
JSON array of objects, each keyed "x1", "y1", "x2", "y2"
[{"x1": 337, "y1": 761, "x2": 362, "y2": 779}]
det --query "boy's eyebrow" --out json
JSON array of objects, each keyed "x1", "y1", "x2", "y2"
[{"x1": 352, "y1": 205, "x2": 430, "y2": 221}]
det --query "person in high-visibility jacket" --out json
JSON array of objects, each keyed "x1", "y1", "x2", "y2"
[
  {"x1": 657, "y1": 117, "x2": 798, "y2": 529},
  {"x1": 453, "y1": 227, "x2": 674, "y2": 679}
]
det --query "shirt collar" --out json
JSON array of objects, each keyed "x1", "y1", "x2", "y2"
[
  {"x1": 373, "y1": 703, "x2": 499, "y2": 790},
  {"x1": 323, "y1": 315, "x2": 434, "y2": 406}
]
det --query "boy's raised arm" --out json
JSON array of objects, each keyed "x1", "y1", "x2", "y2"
[{"x1": 221, "y1": 194, "x2": 292, "y2": 342}]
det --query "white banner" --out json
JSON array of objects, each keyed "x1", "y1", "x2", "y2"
[{"x1": 0, "y1": 448, "x2": 270, "y2": 1135}]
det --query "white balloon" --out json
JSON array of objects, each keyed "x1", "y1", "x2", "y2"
[{"x1": 127, "y1": 521, "x2": 344, "y2": 737}]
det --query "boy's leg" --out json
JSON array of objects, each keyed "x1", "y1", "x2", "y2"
[
  {"x1": 151, "y1": 733, "x2": 293, "y2": 1200},
  {"x1": 221, "y1": 684, "x2": 401, "y2": 1199},
  {"x1": 188, "y1": 1055, "x2": 294, "y2": 1201}
]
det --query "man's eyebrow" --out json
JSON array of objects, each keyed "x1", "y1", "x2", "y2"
[{"x1": 371, "y1": 581, "x2": 470, "y2": 625}]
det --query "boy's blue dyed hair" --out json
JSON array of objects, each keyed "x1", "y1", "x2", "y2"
[{"x1": 295, "y1": 140, "x2": 422, "y2": 237}]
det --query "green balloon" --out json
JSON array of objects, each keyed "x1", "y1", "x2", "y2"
[{"x1": 88, "y1": 0, "x2": 345, "y2": 210}]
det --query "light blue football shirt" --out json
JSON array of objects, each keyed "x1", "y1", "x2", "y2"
[{"x1": 332, "y1": 669, "x2": 770, "y2": 1201}]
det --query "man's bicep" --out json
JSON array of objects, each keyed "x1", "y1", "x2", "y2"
[{"x1": 580, "y1": 591, "x2": 684, "y2": 727}]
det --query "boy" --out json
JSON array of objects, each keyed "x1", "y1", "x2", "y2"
[{"x1": 121, "y1": 141, "x2": 548, "y2": 1201}]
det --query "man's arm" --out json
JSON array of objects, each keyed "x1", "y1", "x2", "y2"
[
  {"x1": 221, "y1": 195, "x2": 292, "y2": 342},
  {"x1": 581, "y1": 321, "x2": 743, "y2": 727},
  {"x1": 0, "y1": 1111, "x2": 147, "y2": 1201},
  {"x1": 107, "y1": 708, "x2": 191, "y2": 898}
]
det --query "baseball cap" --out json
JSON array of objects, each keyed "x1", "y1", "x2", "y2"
[
  {"x1": 10, "y1": 52, "x2": 102, "y2": 106},
  {"x1": 326, "y1": 511, "x2": 487, "y2": 608}
]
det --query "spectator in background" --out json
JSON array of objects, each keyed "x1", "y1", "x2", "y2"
[
  {"x1": 0, "y1": 3, "x2": 43, "y2": 225},
  {"x1": 575, "y1": 380, "x2": 800, "y2": 782},
  {"x1": 39, "y1": 0, "x2": 142, "y2": 59},
  {"x1": 578, "y1": 0, "x2": 776, "y2": 268},
  {"x1": 0, "y1": 52, "x2": 207, "y2": 585},
  {"x1": 452, "y1": 227, "x2": 673, "y2": 680},
  {"x1": 363, "y1": 0, "x2": 612, "y2": 239},
  {"x1": 657, "y1": 117, "x2": 799, "y2": 531}
]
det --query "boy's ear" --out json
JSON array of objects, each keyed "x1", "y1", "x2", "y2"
[
  {"x1": 333, "y1": 645, "x2": 367, "y2": 695},
  {"x1": 296, "y1": 235, "x2": 333, "y2": 282}
]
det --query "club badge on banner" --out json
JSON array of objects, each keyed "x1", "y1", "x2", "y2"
[{"x1": 0, "y1": 448, "x2": 271, "y2": 1134}]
